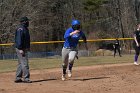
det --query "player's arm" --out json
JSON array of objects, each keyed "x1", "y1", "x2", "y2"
[
  {"x1": 64, "y1": 28, "x2": 80, "y2": 39},
  {"x1": 70, "y1": 30, "x2": 80, "y2": 36},
  {"x1": 15, "y1": 28, "x2": 24, "y2": 50},
  {"x1": 64, "y1": 29, "x2": 71, "y2": 39},
  {"x1": 134, "y1": 33, "x2": 139, "y2": 47},
  {"x1": 81, "y1": 32, "x2": 88, "y2": 50},
  {"x1": 113, "y1": 44, "x2": 115, "y2": 48},
  {"x1": 15, "y1": 28, "x2": 24, "y2": 54}
]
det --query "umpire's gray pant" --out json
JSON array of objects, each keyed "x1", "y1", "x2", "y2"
[
  {"x1": 62, "y1": 47, "x2": 78, "y2": 67},
  {"x1": 15, "y1": 48, "x2": 30, "y2": 81}
]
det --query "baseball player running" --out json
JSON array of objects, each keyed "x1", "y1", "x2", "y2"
[{"x1": 61, "y1": 20, "x2": 88, "y2": 81}]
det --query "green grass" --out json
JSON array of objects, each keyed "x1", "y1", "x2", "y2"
[{"x1": 0, "y1": 54, "x2": 134, "y2": 73}]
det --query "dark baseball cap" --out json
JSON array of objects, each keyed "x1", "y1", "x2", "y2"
[{"x1": 20, "y1": 16, "x2": 30, "y2": 22}]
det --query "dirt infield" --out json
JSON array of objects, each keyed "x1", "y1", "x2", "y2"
[{"x1": 0, "y1": 63, "x2": 140, "y2": 93}]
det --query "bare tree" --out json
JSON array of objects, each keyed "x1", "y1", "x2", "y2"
[{"x1": 0, "y1": 0, "x2": 139, "y2": 56}]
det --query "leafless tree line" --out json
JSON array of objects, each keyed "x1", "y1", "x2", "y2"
[{"x1": 0, "y1": 0, "x2": 139, "y2": 54}]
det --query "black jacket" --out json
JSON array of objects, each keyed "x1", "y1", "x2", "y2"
[{"x1": 15, "y1": 24, "x2": 30, "y2": 50}]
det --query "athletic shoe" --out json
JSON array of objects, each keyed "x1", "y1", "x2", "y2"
[
  {"x1": 68, "y1": 70, "x2": 72, "y2": 78},
  {"x1": 23, "y1": 80, "x2": 32, "y2": 83},
  {"x1": 14, "y1": 79, "x2": 23, "y2": 83},
  {"x1": 62, "y1": 74, "x2": 66, "y2": 81},
  {"x1": 134, "y1": 62, "x2": 139, "y2": 66}
]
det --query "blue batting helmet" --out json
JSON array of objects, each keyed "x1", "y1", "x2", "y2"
[{"x1": 71, "y1": 20, "x2": 80, "y2": 26}]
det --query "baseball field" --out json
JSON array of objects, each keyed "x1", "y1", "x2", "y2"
[{"x1": 0, "y1": 55, "x2": 140, "y2": 93}]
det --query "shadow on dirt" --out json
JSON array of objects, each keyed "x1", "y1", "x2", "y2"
[
  {"x1": 32, "y1": 79, "x2": 57, "y2": 83},
  {"x1": 70, "y1": 77, "x2": 110, "y2": 81}
]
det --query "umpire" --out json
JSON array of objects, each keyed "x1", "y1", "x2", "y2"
[{"x1": 14, "y1": 16, "x2": 32, "y2": 83}]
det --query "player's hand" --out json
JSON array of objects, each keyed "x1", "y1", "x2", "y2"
[
  {"x1": 136, "y1": 43, "x2": 139, "y2": 47},
  {"x1": 70, "y1": 30, "x2": 80, "y2": 36},
  {"x1": 73, "y1": 30, "x2": 80, "y2": 34},
  {"x1": 120, "y1": 48, "x2": 122, "y2": 50},
  {"x1": 19, "y1": 50, "x2": 25, "y2": 57},
  {"x1": 19, "y1": 50, "x2": 24, "y2": 54},
  {"x1": 75, "y1": 30, "x2": 80, "y2": 32}
]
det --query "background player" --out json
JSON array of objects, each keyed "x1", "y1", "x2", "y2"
[
  {"x1": 113, "y1": 39, "x2": 122, "y2": 57},
  {"x1": 133, "y1": 24, "x2": 140, "y2": 65}
]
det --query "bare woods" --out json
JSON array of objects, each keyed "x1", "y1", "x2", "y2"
[{"x1": 0, "y1": 0, "x2": 139, "y2": 53}]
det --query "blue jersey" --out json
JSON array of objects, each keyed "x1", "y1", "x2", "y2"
[{"x1": 63, "y1": 27, "x2": 86, "y2": 48}]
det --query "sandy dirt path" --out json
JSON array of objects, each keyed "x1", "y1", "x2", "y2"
[{"x1": 0, "y1": 63, "x2": 140, "y2": 93}]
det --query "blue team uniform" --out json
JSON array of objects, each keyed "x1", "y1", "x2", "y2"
[
  {"x1": 63, "y1": 27, "x2": 86, "y2": 48},
  {"x1": 61, "y1": 20, "x2": 87, "y2": 80}
]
